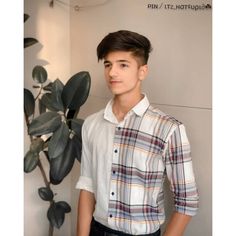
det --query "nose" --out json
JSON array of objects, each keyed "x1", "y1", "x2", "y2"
[{"x1": 108, "y1": 65, "x2": 118, "y2": 77}]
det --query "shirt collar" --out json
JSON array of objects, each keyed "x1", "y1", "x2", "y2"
[
  {"x1": 132, "y1": 94, "x2": 150, "y2": 116},
  {"x1": 104, "y1": 94, "x2": 150, "y2": 122}
]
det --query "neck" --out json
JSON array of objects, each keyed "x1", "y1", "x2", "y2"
[{"x1": 112, "y1": 93, "x2": 143, "y2": 121}]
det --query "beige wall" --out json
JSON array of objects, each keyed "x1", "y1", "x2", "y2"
[
  {"x1": 25, "y1": 0, "x2": 211, "y2": 235},
  {"x1": 24, "y1": 0, "x2": 71, "y2": 235},
  {"x1": 71, "y1": 0, "x2": 212, "y2": 236}
]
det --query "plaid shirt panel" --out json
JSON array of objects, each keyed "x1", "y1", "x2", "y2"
[{"x1": 107, "y1": 106, "x2": 199, "y2": 234}]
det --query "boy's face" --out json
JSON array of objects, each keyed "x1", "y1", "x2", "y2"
[{"x1": 103, "y1": 51, "x2": 148, "y2": 97}]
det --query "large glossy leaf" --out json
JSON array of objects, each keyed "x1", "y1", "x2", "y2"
[
  {"x1": 51, "y1": 79, "x2": 64, "y2": 111},
  {"x1": 24, "y1": 88, "x2": 35, "y2": 117},
  {"x1": 66, "y1": 109, "x2": 78, "y2": 121},
  {"x1": 71, "y1": 119, "x2": 83, "y2": 138},
  {"x1": 50, "y1": 139, "x2": 75, "y2": 185},
  {"x1": 72, "y1": 135, "x2": 82, "y2": 162},
  {"x1": 38, "y1": 98, "x2": 46, "y2": 114},
  {"x1": 42, "y1": 80, "x2": 64, "y2": 111},
  {"x1": 38, "y1": 187, "x2": 54, "y2": 201},
  {"x1": 32, "y1": 65, "x2": 47, "y2": 84},
  {"x1": 24, "y1": 38, "x2": 38, "y2": 48},
  {"x1": 47, "y1": 202, "x2": 65, "y2": 229},
  {"x1": 28, "y1": 111, "x2": 61, "y2": 136},
  {"x1": 43, "y1": 82, "x2": 53, "y2": 91},
  {"x1": 48, "y1": 122, "x2": 70, "y2": 159},
  {"x1": 43, "y1": 150, "x2": 50, "y2": 162},
  {"x1": 24, "y1": 14, "x2": 29, "y2": 22},
  {"x1": 70, "y1": 119, "x2": 83, "y2": 162},
  {"x1": 24, "y1": 150, "x2": 39, "y2": 173},
  {"x1": 30, "y1": 138, "x2": 44, "y2": 153},
  {"x1": 41, "y1": 93, "x2": 58, "y2": 112},
  {"x1": 57, "y1": 201, "x2": 71, "y2": 213},
  {"x1": 50, "y1": 177, "x2": 62, "y2": 186},
  {"x1": 61, "y1": 71, "x2": 91, "y2": 111},
  {"x1": 41, "y1": 80, "x2": 64, "y2": 112}
]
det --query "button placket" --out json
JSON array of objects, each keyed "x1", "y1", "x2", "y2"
[{"x1": 108, "y1": 124, "x2": 122, "y2": 223}]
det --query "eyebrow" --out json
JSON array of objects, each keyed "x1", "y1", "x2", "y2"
[{"x1": 103, "y1": 59, "x2": 131, "y2": 64}]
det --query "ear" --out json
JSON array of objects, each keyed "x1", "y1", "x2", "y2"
[{"x1": 138, "y1": 64, "x2": 148, "y2": 81}]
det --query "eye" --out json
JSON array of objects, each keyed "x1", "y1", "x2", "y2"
[
  {"x1": 104, "y1": 63, "x2": 111, "y2": 68},
  {"x1": 120, "y1": 63, "x2": 128, "y2": 68}
]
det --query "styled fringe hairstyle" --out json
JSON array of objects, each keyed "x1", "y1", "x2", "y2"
[{"x1": 97, "y1": 30, "x2": 152, "y2": 65}]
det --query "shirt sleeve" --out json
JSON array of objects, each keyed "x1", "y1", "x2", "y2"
[
  {"x1": 75, "y1": 119, "x2": 94, "y2": 193},
  {"x1": 164, "y1": 124, "x2": 199, "y2": 216}
]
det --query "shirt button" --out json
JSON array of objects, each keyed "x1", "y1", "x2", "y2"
[
  {"x1": 111, "y1": 192, "x2": 115, "y2": 196},
  {"x1": 113, "y1": 170, "x2": 116, "y2": 174},
  {"x1": 114, "y1": 149, "x2": 118, "y2": 153},
  {"x1": 109, "y1": 214, "x2": 113, "y2": 218}
]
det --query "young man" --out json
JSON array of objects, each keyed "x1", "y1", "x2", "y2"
[{"x1": 76, "y1": 30, "x2": 199, "y2": 236}]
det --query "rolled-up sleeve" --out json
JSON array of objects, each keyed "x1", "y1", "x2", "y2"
[
  {"x1": 164, "y1": 124, "x2": 199, "y2": 216},
  {"x1": 75, "y1": 119, "x2": 94, "y2": 193}
]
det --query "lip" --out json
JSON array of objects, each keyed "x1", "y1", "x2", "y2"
[{"x1": 109, "y1": 80, "x2": 122, "y2": 84}]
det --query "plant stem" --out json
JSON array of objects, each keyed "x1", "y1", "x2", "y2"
[
  {"x1": 34, "y1": 84, "x2": 43, "y2": 101},
  {"x1": 48, "y1": 210, "x2": 54, "y2": 236},
  {"x1": 25, "y1": 87, "x2": 55, "y2": 235},
  {"x1": 33, "y1": 85, "x2": 55, "y2": 236},
  {"x1": 38, "y1": 159, "x2": 50, "y2": 188},
  {"x1": 38, "y1": 154, "x2": 55, "y2": 236}
]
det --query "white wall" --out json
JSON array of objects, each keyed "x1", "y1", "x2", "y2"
[
  {"x1": 71, "y1": 0, "x2": 212, "y2": 236},
  {"x1": 24, "y1": 0, "x2": 71, "y2": 235}
]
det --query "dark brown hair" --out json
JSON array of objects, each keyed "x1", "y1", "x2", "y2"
[{"x1": 97, "y1": 30, "x2": 152, "y2": 65}]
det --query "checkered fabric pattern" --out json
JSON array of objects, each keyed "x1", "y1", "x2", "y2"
[{"x1": 76, "y1": 95, "x2": 199, "y2": 235}]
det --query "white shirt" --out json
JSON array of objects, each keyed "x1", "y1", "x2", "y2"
[{"x1": 76, "y1": 95, "x2": 199, "y2": 235}]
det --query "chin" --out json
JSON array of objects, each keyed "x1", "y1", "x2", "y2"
[{"x1": 110, "y1": 89, "x2": 122, "y2": 95}]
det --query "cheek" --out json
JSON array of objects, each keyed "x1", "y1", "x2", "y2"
[
  {"x1": 104, "y1": 70, "x2": 109, "y2": 80},
  {"x1": 131, "y1": 71, "x2": 141, "y2": 82},
  {"x1": 137, "y1": 68, "x2": 143, "y2": 79},
  {"x1": 128, "y1": 77, "x2": 140, "y2": 87}
]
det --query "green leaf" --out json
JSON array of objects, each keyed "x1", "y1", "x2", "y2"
[
  {"x1": 43, "y1": 82, "x2": 53, "y2": 91},
  {"x1": 51, "y1": 79, "x2": 64, "y2": 111},
  {"x1": 72, "y1": 135, "x2": 82, "y2": 162},
  {"x1": 24, "y1": 38, "x2": 38, "y2": 48},
  {"x1": 47, "y1": 202, "x2": 65, "y2": 229},
  {"x1": 50, "y1": 176, "x2": 62, "y2": 185},
  {"x1": 41, "y1": 80, "x2": 64, "y2": 112},
  {"x1": 32, "y1": 65, "x2": 47, "y2": 84},
  {"x1": 43, "y1": 150, "x2": 50, "y2": 162},
  {"x1": 38, "y1": 98, "x2": 47, "y2": 114},
  {"x1": 24, "y1": 150, "x2": 39, "y2": 173},
  {"x1": 56, "y1": 201, "x2": 71, "y2": 213},
  {"x1": 61, "y1": 71, "x2": 91, "y2": 111},
  {"x1": 48, "y1": 123, "x2": 70, "y2": 159},
  {"x1": 50, "y1": 139, "x2": 75, "y2": 185},
  {"x1": 70, "y1": 119, "x2": 83, "y2": 162},
  {"x1": 41, "y1": 93, "x2": 59, "y2": 112},
  {"x1": 71, "y1": 119, "x2": 84, "y2": 138},
  {"x1": 66, "y1": 109, "x2": 78, "y2": 120},
  {"x1": 30, "y1": 138, "x2": 44, "y2": 153},
  {"x1": 38, "y1": 187, "x2": 54, "y2": 201},
  {"x1": 24, "y1": 14, "x2": 29, "y2": 22},
  {"x1": 28, "y1": 111, "x2": 62, "y2": 136},
  {"x1": 24, "y1": 88, "x2": 35, "y2": 117}
]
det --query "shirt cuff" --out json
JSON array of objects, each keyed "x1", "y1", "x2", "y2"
[
  {"x1": 175, "y1": 198, "x2": 199, "y2": 216},
  {"x1": 75, "y1": 176, "x2": 94, "y2": 193}
]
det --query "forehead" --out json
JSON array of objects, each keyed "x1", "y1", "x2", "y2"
[{"x1": 104, "y1": 51, "x2": 138, "y2": 63}]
